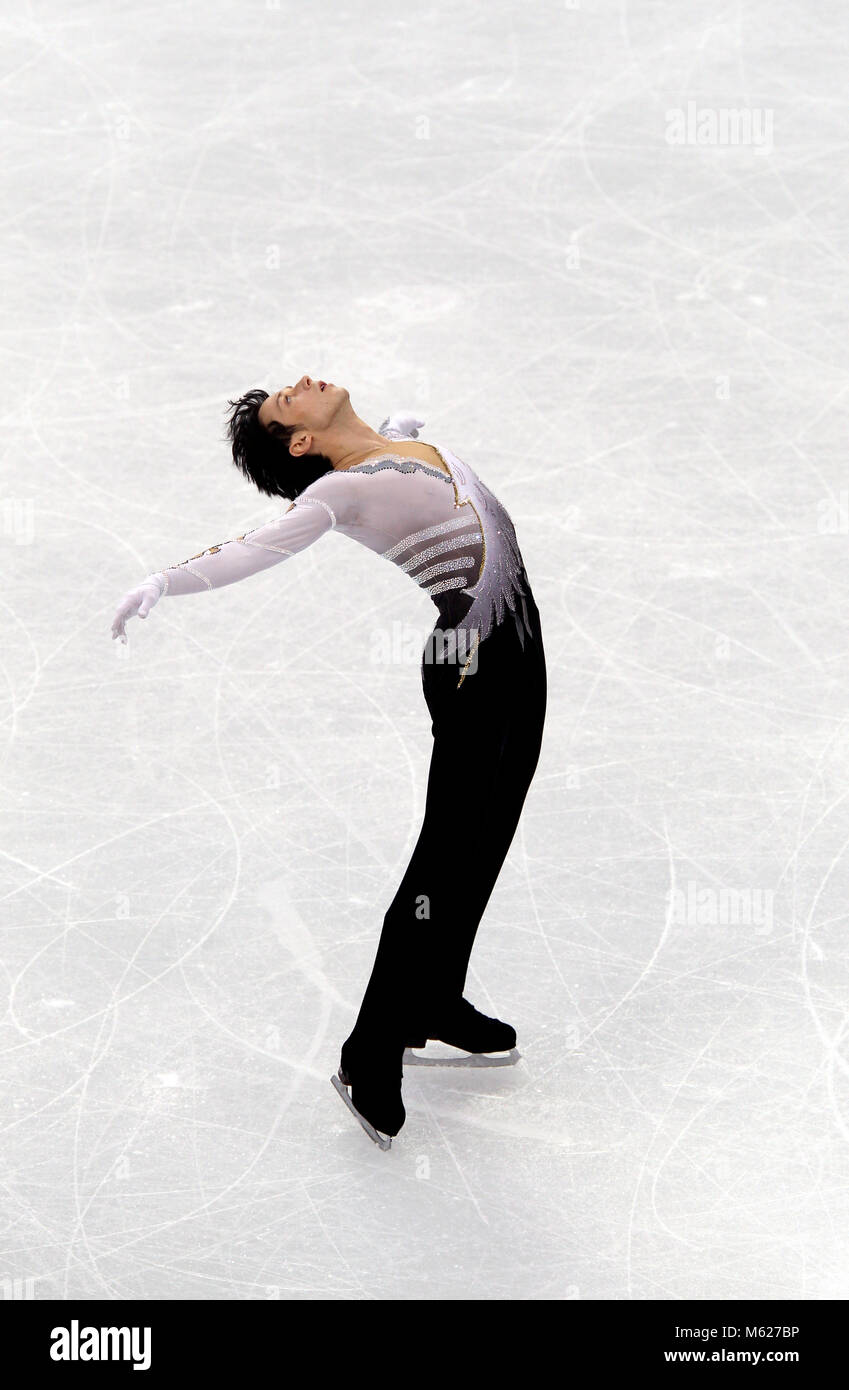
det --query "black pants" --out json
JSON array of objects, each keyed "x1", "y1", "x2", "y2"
[{"x1": 345, "y1": 586, "x2": 547, "y2": 1049}]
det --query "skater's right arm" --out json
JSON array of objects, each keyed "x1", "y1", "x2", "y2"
[{"x1": 110, "y1": 494, "x2": 335, "y2": 643}]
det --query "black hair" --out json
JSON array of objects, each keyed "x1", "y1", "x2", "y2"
[{"x1": 226, "y1": 388, "x2": 334, "y2": 500}]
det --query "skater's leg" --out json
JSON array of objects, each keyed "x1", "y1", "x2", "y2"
[
  {"x1": 421, "y1": 610, "x2": 547, "y2": 1013},
  {"x1": 433, "y1": 687, "x2": 547, "y2": 1004},
  {"x1": 345, "y1": 708, "x2": 470, "y2": 1048},
  {"x1": 346, "y1": 607, "x2": 546, "y2": 1051}
]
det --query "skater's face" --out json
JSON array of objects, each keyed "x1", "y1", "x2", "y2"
[{"x1": 259, "y1": 376, "x2": 347, "y2": 456}]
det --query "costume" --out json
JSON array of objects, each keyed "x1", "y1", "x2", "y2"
[{"x1": 111, "y1": 413, "x2": 547, "y2": 1129}]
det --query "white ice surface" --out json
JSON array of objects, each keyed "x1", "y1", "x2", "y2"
[{"x1": 2, "y1": 0, "x2": 849, "y2": 1300}]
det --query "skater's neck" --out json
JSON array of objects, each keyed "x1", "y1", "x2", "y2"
[{"x1": 313, "y1": 408, "x2": 395, "y2": 473}]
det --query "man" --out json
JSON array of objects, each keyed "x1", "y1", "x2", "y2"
[{"x1": 112, "y1": 376, "x2": 547, "y2": 1149}]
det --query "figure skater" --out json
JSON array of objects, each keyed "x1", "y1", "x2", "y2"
[{"x1": 111, "y1": 377, "x2": 547, "y2": 1149}]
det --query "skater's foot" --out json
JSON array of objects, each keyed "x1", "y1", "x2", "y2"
[
  {"x1": 336, "y1": 1038, "x2": 406, "y2": 1140},
  {"x1": 405, "y1": 998, "x2": 517, "y2": 1054}
]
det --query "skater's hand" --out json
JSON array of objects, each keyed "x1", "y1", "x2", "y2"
[
  {"x1": 111, "y1": 577, "x2": 164, "y2": 644},
  {"x1": 380, "y1": 411, "x2": 426, "y2": 439},
  {"x1": 390, "y1": 412, "x2": 425, "y2": 437}
]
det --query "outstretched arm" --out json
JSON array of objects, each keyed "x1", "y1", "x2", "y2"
[{"x1": 110, "y1": 496, "x2": 334, "y2": 643}]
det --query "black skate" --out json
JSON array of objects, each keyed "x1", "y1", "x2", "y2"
[
  {"x1": 331, "y1": 1040, "x2": 405, "y2": 1149},
  {"x1": 404, "y1": 999, "x2": 520, "y2": 1068}
]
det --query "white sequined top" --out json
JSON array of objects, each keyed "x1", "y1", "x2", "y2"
[{"x1": 150, "y1": 413, "x2": 534, "y2": 648}]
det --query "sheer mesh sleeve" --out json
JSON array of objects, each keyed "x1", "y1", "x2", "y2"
[{"x1": 152, "y1": 496, "x2": 335, "y2": 596}]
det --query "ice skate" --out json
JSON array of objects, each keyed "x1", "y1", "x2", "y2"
[
  {"x1": 331, "y1": 1040, "x2": 405, "y2": 1149},
  {"x1": 331, "y1": 1072, "x2": 394, "y2": 1150},
  {"x1": 403, "y1": 998, "x2": 521, "y2": 1067}
]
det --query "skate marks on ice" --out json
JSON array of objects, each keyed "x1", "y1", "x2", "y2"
[{"x1": 257, "y1": 874, "x2": 351, "y2": 1016}]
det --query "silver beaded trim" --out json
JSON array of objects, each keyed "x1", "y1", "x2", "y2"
[
  {"x1": 236, "y1": 520, "x2": 299, "y2": 557},
  {"x1": 398, "y1": 531, "x2": 481, "y2": 573},
  {"x1": 240, "y1": 539, "x2": 297, "y2": 556},
  {"x1": 425, "y1": 576, "x2": 471, "y2": 597},
  {"x1": 383, "y1": 514, "x2": 478, "y2": 563},
  {"x1": 414, "y1": 555, "x2": 477, "y2": 586},
  {"x1": 179, "y1": 563, "x2": 214, "y2": 590},
  {"x1": 347, "y1": 455, "x2": 452, "y2": 485},
  {"x1": 296, "y1": 496, "x2": 337, "y2": 528}
]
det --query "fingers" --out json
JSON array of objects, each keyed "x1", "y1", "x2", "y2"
[
  {"x1": 395, "y1": 412, "x2": 426, "y2": 433},
  {"x1": 110, "y1": 580, "x2": 161, "y2": 643},
  {"x1": 111, "y1": 594, "x2": 138, "y2": 642},
  {"x1": 111, "y1": 603, "x2": 130, "y2": 636},
  {"x1": 137, "y1": 586, "x2": 159, "y2": 619}
]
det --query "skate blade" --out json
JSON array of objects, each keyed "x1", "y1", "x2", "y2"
[
  {"x1": 330, "y1": 1074, "x2": 392, "y2": 1150},
  {"x1": 403, "y1": 1046, "x2": 521, "y2": 1068}
]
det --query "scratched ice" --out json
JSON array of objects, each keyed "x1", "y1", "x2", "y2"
[{"x1": 2, "y1": 0, "x2": 849, "y2": 1300}]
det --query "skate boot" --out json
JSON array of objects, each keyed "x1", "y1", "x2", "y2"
[
  {"x1": 404, "y1": 998, "x2": 520, "y2": 1067},
  {"x1": 331, "y1": 1038, "x2": 406, "y2": 1149}
]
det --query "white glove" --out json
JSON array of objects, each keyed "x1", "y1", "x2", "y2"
[
  {"x1": 111, "y1": 575, "x2": 165, "y2": 644},
  {"x1": 379, "y1": 412, "x2": 426, "y2": 439}
]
